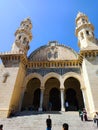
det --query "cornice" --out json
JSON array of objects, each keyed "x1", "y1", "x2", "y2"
[
  {"x1": 78, "y1": 50, "x2": 98, "y2": 65},
  {"x1": 27, "y1": 60, "x2": 80, "y2": 68},
  {"x1": 0, "y1": 52, "x2": 28, "y2": 67}
]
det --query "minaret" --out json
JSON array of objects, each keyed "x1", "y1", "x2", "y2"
[
  {"x1": 0, "y1": 18, "x2": 33, "y2": 118},
  {"x1": 76, "y1": 12, "x2": 98, "y2": 117},
  {"x1": 75, "y1": 12, "x2": 96, "y2": 50},
  {"x1": 11, "y1": 18, "x2": 32, "y2": 54}
]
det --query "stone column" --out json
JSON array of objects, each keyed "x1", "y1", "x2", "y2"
[
  {"x1": 38, "y1": 88, "x2": 44, "y2": 111},
  {"x1": 60, "y1": 88, "x2": 65, "y2": 111}
]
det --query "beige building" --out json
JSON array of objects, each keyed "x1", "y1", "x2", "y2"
[{"x1": 0, "y1": 12, "x2": 98, "y2": 118}]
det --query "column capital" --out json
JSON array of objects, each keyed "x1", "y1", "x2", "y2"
[
  {"x1": 60, "y1": 88, "x2": 65, "y2": 91},
  {"x1": 40, "y1": 86, "x2": 45, "y2": 90},
  {"x1": 81, "y1": 87, "x2": 86, "y2": 90},
  {"x1": 40, "y1": 87, "x2": 45, "y2": 91}
]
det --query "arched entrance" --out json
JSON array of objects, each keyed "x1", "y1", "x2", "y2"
[
  {"x1": 49, "y1": 88, "x2": 61, "y2": 111},
  {"x1": 21, "y1": 78, "x2": 41, "y2": 111},
  {"x1": 32, "y1": 88, "x2": 40, "y2": 111},
  {"x1": 44, "y1": 77, "x2": 61, "y2": 111},
  {"x1": 64, "y1": 77, "x2": 84, "y2": 111},
  {"x1": 66, "y1": 88, "x2": 79, "y2": 111}
]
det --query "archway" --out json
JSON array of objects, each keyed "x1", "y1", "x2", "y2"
[
  {"x1": 64, "y1": 77, "x2": 84, "y2": 111},
  {"x1": 66, "y1": 88, "x2": 79, "y2": 111},
  {"x1": 32, "y1": 88, "x2": 40, "y2": 110},
  {"x1": 21, "y1": 78, "x2": 41, "y2": 111},
  {"x1": 49, "y1": 88, "x2": 61, "y2": 111},
  {"x1": 44, "y1": 77, "x2": 61, "y2": 111}
]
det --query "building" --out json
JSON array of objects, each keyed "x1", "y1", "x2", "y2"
[{"x1": 0, "y1": 12, "x2": 98, "y2": 118}]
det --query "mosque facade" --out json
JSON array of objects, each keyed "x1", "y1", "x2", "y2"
[{"x1": 0, "y1": 12, "x2": 98, "y2": 118}]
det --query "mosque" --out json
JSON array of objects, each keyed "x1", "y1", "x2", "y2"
[{"x1": 0, "y1": 12, "x2": 98, "y2": 118}]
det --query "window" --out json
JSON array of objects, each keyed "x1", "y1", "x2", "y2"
[
  {"x1": 81, "y1": 32, "x2": 84, "y2": 39},
  {"x1": 82, "y1": 18, "x2": 85, "y2": 23},
  {"x1": 19, "y1": 35, "x2": 21, "y2": 40},
  {"x1": 23, "y1": 37, "x2": 27, "y2": 44},
  {"x1": 86, "y1": 30, "x2": 89, "y2": 35}
]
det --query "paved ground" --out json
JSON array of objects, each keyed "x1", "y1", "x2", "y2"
[{"x1": 0, "y1": 111, "x2": 98, "y2": 130}]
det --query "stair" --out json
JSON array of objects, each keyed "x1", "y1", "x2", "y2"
[{"x1": 0, "y1": 111, "x2": 97, "y2": 130}]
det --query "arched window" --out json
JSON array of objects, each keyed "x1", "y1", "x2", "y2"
[
  {"x1": 82, "y1": 18, "x2": 85, "y2": 23},
  {"x1": 18, "y1": 35, "x2": 21, "y2": 40},
  {"x1": 81, "y1": 32, "x2": 84, "y2": 39},
  {"x1": 86, "y1": 30, "x2": 89, "y2": 35},
  {"x1": 23, "y1": 37, "x2": 27, "y2": 44}
]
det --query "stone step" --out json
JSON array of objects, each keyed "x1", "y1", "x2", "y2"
[{"x1": 0, "y1": 111, "x2": 97, "y2": 130}]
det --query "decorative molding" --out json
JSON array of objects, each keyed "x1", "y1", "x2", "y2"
[{"x1": 26, "y1": 67, "x2": 81, "y2": 76}]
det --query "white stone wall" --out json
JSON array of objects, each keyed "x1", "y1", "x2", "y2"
[
  {"x1": 0, "y1": 65, "x2": 19, "y2": 117},
  {"x1": 82, "y1": 57, "x2": 98, "y2": 114}
]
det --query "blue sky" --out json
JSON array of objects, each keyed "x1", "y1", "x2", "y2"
[{"x1": 0, "y1": 0, "x2": 98, "y2": 56}]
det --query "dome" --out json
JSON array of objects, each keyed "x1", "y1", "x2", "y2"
[{"x1": 28, "y1": 41, "x2": 78, "y2": 61}]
